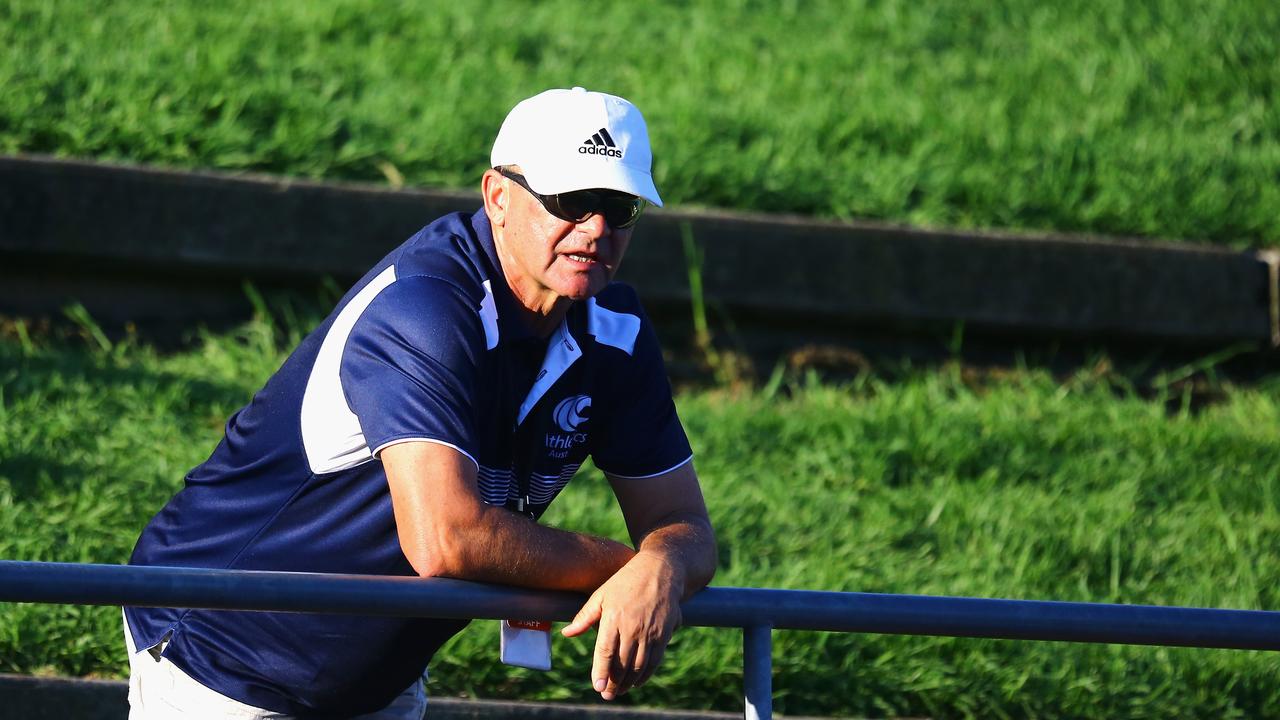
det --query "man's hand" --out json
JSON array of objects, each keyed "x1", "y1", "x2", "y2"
[
  {"x1": 561, "y1": 552, "x2": 684, "y2": 700},
  {"x1": 561, "y1": 461, "x2": 717, "y2": 701}
]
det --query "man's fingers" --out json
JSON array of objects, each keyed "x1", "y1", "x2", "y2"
[
  {"x1": 592, "y1": 625, "x2": 620, "y2": 699},
  {"x1": 633, "y1": 642, "x2": 666, "y2": 689},
  {"x1": 609, "y1": 628, "x2": 670, "y2": 698},
  {"x1": 631, "y1": 641, "x2": 648, "y2": 678},
  {"x1": 612, "y1": 634, "x2": 640, "y2": 697},
  {"x1": 614, "y1": 640, "x2": 647, "y2": 695},
  {"x1": 561, "y1": 594, "x2": 602, "y2": 638}
]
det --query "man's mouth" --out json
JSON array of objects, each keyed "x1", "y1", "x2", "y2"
[{"x1": 563, "y1": 252, "x2": 599, "y2": 265}]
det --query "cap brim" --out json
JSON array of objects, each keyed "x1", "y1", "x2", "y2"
[{"x1": 521, "y1": 158, "x2": 663, "y2": 207}]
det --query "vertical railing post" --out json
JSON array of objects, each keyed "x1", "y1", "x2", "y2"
[{"x1": 743, "y1": 623, "x2": 773, "y2": 720}]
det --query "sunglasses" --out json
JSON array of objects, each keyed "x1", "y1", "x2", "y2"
[{"x1": 496, "y1": 168, "x2": 646, "y2": 229}]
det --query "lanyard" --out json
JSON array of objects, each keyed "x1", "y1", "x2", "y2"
[
  {"x1": 508, "y1": 337, "x2": 545, "y2": 520},
  {"x1": 510, "y1": 417, "x2": 535, "y2": 519}
]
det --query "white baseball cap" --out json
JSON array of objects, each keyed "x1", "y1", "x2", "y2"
[{"x1": 490, "y1": 87, "x2": 663, "y2": 207}]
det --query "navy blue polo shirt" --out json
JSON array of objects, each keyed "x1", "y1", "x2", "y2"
[{"x1": 125, "y1": 210, "x2": 692, "y2": 716}]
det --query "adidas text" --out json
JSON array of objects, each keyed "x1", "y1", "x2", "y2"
[{"x1": 579, "y1": 145, "x2": 622, "y2": 158}]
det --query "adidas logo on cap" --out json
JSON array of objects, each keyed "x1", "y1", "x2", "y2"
[{"x1": 579, "y1": 127, "x2": 623, "y2": 158}]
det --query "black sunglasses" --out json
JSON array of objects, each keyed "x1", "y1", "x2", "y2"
[{"x1": 496, "y1": 168, "x2": 646, "y2": 229}]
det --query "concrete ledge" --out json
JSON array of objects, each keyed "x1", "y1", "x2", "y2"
[
  {"x1": 0, "y1": 154, "x2": 1274, "y2": 347},
  {"x1": 0, "y1": 674, "x2": 828, "y2": 720},
  {"x1": 631, "y1": 209, "x2": 1276, "y2": 346}
]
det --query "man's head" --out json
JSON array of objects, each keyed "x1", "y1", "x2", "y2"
[
  {"x1": 483, "y1": 88, "x2": 662, "y2": 326},
  {"x1": 491, "y1": 87, "x2": 663, "y2": 207}
]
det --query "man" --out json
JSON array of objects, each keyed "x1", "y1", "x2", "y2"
[{"x1": 123, "y1": 87, "x2": 717, "y2": 718}]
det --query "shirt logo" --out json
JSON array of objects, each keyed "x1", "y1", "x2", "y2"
[
  {"x1": 579, "y1": 128, "x2": 622, "y2": 158},
  {"x1": 552, "y1": 395, "x2": 592, "y2": 432},
  {"x1": 546, "y1": 395, "x2": 591, "y2": 459}
]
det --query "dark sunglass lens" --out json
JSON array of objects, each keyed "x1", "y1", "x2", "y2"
[
  {"x1": 540, "y1": 184, "x2": 644, "y2": 228},
  {"x1": 550, "y1": 191, "x2": 599, "y2": 222},
  {"x1": 603, "y1": 197, "x2": 644, "y2": 228}
]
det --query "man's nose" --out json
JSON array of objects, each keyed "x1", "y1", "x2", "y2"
[{"x1": 575, "y1": 212, "x2": 609, "y2": 238}]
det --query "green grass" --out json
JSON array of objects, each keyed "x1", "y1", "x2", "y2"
[
  {"x1": 1, "y1": 0, "x2": 1278, "y2": 246},
  {"x1": 2, "y1": 309, "x2": 1279, "y2": 717}
]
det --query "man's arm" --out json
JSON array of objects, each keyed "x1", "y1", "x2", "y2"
[
  {"x1": 382, "y1": 440, "x2": 715, "y2": 701},
  {"x1": 561, "y1": 460, "x2": 717, "y2": 700},
  {"x1": 380, "y1": 440, "x2": 635, "y2": 592}
]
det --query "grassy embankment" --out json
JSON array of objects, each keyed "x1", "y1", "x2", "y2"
[
  {"x1": 3, "y1": 1, "x2": 1280, "y2": 714},
  {"x1": 1, "y1": 0, "x2": 1278, "y2": 246},
  {"x1": 1, "y1": 306, "x2": 1278, "y2": 718}
]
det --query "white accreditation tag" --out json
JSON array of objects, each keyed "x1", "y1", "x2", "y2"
[{"x1": 500, "y1": 619, "x2": 553, "y2": 671}]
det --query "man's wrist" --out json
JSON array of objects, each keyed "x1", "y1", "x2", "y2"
[{"x1": 629, "y1": 548, "x2": 687, "y2": 599}]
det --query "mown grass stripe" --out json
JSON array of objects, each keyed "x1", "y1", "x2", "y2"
[{"x1": 0, "y1": 0, "x2": 1276, "y2": 246}]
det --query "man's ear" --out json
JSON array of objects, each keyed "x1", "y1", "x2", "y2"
[{"x1": 481, "y1": 169, "x2": 507, "y2": 228}]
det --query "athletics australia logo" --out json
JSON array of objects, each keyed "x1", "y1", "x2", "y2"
[
  {"x1": 546, "y1": 395, "x2": 591, "y2": 459},
  {"x1": 579, "y1": 128, "x2": 622, "y2": 158},
  {"x1": 553, "y1": 395, "x2": 591, "y2": 432}
]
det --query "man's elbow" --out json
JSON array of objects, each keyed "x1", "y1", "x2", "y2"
[
  {"x1": 404, "y1": 534, "x2": 471, "y2": 579},
  {"x1": 697, "y1": 522, "x2": 719, "y2": 587},
  {"x1": 653, "y1": 512, "x2": 718, "y2": 589},
  {"x1": 404, "y1": 499, "x2": 514, "y2": 576},
  {"x1": 403, "y1": 544, "x2": 449, "y2": 578},
  {"x1": 401, "y1": 512, "x2": 487, "y2": 579},
  {"x1": 399, "y1": 533, "x2": 448, "y2": 578}
]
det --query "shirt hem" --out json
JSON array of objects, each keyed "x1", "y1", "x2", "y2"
[
  {"x1": 373, "y1": 437, "x2": 481, "y2": 472},
  {"x1": 597, "y1": 454, "x2": 693, "y2": 480}
]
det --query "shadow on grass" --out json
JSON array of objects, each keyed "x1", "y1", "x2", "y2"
[
  {"x1": 0, "y1": 343, "x2": 253, "y2": 504},
  {"x1": 0, "y1": 450, "x2": 96, "y2": 500}
]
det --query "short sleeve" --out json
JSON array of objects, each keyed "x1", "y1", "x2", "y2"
[
  {"x1": 340, "y1": 275, "x2": 484, "y2": 464},
  {"x1": 590, "y1": 306, "x2": 693, "y2": 479}
]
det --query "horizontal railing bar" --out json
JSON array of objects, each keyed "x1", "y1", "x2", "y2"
[{"x1": 1, "y1": 561, "x2": 1278, "y2": 651}]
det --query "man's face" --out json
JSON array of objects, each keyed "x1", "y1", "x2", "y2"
[{"x1": 494, "y1": 170, "x2": 635, "y2": 306}]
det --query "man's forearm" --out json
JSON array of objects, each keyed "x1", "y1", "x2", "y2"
[
  {"x1": 424, "y1": 506, "x2": 715, "y2": 600},
  {"x1": 426, "y1": 504, "x2": 636, "y2": 593},
  {"x1": 383, "y1": 443, "x2": 713, "y2": 598},
  {"x1": 383, "y1": 442, "x2": 636, "y2": 593}
]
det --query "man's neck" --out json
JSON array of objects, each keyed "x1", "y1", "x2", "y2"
[
  {"x1": 518, "y1": 301, "x2": 571, "y2": 339},
  {"x1": 503, "y1": 272, "x2": 573, "y2": 338}
]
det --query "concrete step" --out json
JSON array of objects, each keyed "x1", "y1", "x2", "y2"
[
  {"x1": 0, "y1": 674, "x2": 837, "y2": 720},
  {"x1": 1, "y1": 154, "x2": 1274, "y2": 352}
]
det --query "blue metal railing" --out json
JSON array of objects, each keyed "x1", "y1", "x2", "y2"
[{"x1": 2, "y1": 560, "x2": 1279, "y2": 719}]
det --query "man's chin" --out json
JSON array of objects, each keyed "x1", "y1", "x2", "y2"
[
  {"x1": 561, "y1": 287, "x2": 599, "y2": 303},
  {"x1": 552, "y1": 275, "x2": 607, "y2": 302}
]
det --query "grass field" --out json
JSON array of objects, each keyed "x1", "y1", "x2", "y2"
[
  {"x1": 1, "y1": 306, "x2": 1279, "y2": 718},
  {"x1": 1, "y1": 0, "x2": 1278, "y2": 247}
]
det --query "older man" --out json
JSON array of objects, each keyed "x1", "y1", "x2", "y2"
[{"x1": 123, "y1": 87, "x2": 716, "y2": 718}]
